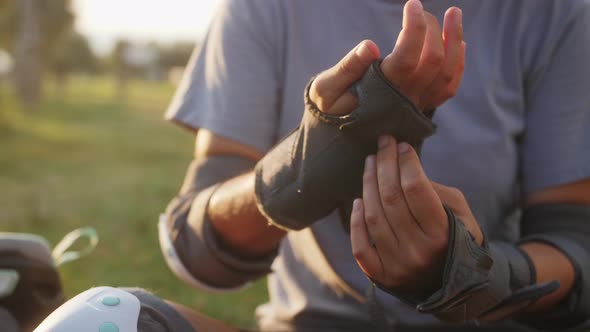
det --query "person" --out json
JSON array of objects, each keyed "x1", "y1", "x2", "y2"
[{"x1": 34, "y1": 0, "x2": 590, "y2": 331}]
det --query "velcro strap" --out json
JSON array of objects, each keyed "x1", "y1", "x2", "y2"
[
  {"x1": 490, "y1": 242, "x2": 535, "y2": 290},
  {"x1": 375, "y1": 206, "x2": 559, "y2": 322},
  {"x1": 416, "y1": 206, "x2": 497, "y2": 320}
]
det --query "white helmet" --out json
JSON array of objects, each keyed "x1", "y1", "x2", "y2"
[{"x1": 34, "y1": 287, "x2": 140, "y2": 332}]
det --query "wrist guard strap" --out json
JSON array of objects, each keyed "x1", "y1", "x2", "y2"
[
  {"x1": 255, "y1": 61, "x2": 436, "y2": 230},
  {"x1": 376, "y1": 206, "x2": 559, "y2": 322}
]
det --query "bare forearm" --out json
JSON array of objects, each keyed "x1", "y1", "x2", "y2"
[
  {"x1": 207, "y1": 171, "x2": 286, "y2": 258},
  {"x1": 520, "y1": 242, "x2": 575, "y2": 311}
]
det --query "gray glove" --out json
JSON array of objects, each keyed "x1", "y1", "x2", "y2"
[{"x1": 255, "y1": 61, "x2": 436, "y2": 230}]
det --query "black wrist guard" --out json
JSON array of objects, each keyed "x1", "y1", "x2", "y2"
[
  {"x1": 376, "y1": 206, "x2": 559, "y2": 322},
  {"x1": 254, "y1": 61, "x2": 436, "y2": 230}
]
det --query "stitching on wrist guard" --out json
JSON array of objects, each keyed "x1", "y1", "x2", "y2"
[
  {"x1": 375, "y1": 206, "x2": 559, "y2": 322},
  {"x1": 254, "y1": 61, "x2": 436, "y2": 230},
  {"x1": 518, "y1": 203, "x2": 590, "y2": 330}
]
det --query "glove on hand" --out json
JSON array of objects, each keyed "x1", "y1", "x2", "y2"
[{"x1": 255, "y1": 61, "x2": 436, "y2": 230}]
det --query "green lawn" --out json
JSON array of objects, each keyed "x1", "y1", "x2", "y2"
[{"x1": 0, "y1": 76, "x2": 267, "y2": 328}]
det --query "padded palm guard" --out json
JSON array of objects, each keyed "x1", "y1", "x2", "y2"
[
  {"x1": 377, "y1": 207, "x2": 559, "y2": 322},
  {"x1": 255, "y1": 61, "x2": 436, "y2": 230}
]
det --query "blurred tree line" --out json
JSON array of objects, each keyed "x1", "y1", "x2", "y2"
[
  {"x1": 0, "y1": 0, "x2": 195, "y2": 108},
  {"x1": 0, "y1": 0, "x2": 74, "y2": 106},
  {"x1": 111, "y1": 40, "x2": 195, "y2": 101}
]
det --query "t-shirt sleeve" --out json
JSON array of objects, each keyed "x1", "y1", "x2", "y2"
[
  {"x1": 521, "y1": 1, "x2": 590, "y2": 194},
  {"x1": 165, "y1": 0, "x2": 285, "y2": 153}
]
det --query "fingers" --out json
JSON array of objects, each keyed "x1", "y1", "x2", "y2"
[
  {"x1": 380, "y1": 3, "x2": 464, "y2": 111},
  {"x1": 426, "y1": 41, "x2": 465, "y2": 110},
  {"x1": 381, "y1": 0, "x2": 427, "y2": 87},
  {"x1": 310, "y1": 40, "x2": 380, "y2": 115},
  {"x1": 357, "y1": 137, "x2": 451, "y2": 290},
  {"x1": 397, "y1": 142, "x2": 448, "y2": 239},
  {"x1": 446, "y1": 41, "x2": 466, "y2": 96},
  {"x1": 430, "y1": 182, "x2": 484, "y2": 244},
  {"x1": 362, "y1": 155, "x2": 399, "y2": 257},
  {"x1": 350, "y1": 198, "x2": 384, "y2": 279},
  {"x1": 375, "y1": 135, "x2": 421, "y2": 240},
  {"x1": 429, "y1": 182, "x2": 469, "y2": 215},
  {"x1": 422, "y1": 7, "x2": 465, "y2": 110},
  {"x1": 405, "y1": 12, "x2": 444, "y2": 107}
]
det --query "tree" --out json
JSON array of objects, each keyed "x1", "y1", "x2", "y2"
[
  {"x1": 111, "y1": 39, "x2": 131, "y2": 102},
  {"x1": 13, "y1": 0, "x2": 43, "y2": 106},
  {"x1": 0, "y1": 0, "x2": 16, "y2": 49},
  {"x1": 49, "y1": 30, "x2": 97, "y2": 97},
  {"x1": 157, "y1": 42, "x2": 195, "y2": 72},
  {"x1": 0, "y1": 0, "x2": 73, "y2": 108}
]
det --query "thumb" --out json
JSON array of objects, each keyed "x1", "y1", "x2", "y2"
[
  {"x1": 310, "y1": 40, "x2": 380, "y2": 115},
  {"x1": 430, "y1": 181, "x2": 484, "y2": 245}
]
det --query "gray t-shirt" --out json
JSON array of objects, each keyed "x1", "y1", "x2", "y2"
[{"x1": 166, "y1": 0, "x2": 590, "y2": 330}]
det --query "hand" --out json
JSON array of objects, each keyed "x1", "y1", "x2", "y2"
[
  {"x1": 350, "y1": 135, "x2": 483, "y2": 293},
  {"x1": 310, "y1": 0, "x2": 465, "y2": 116}
]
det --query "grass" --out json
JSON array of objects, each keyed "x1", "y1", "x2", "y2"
[{"x1": 0, "y1": 76, "x2": 267, "y2": 328}]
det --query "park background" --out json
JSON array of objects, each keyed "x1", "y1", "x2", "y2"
[{"x1": 0, "y1": 0, "x2": 267, "y2": 328}]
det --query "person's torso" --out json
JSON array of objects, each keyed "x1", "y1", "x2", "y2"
[{"x1": 254, "y1": 0, "x2": 570, "y2": 329}]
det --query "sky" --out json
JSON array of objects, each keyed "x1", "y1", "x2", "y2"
[{"x1": 72, "y1": 0, "x2": 221, "y2": 54}]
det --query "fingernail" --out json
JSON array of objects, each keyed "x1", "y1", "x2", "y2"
[
  {"x1": 398, "y1": 142, "x2": 411, "y2": 154},
  {"x1": 378, "y1": 135, "x2": 389, "y2": 149},
  {"x1": 355, "y1": 41, "x2": 371, "y2": 58},
  {"x1": 365, "y1": 155, "x2": 375, "y2": 170},
  {"x1": 353, "y1": 198, "x2": 362, "y2": 212},
  {"x1": 409, "y1": 0, "x2": 424, "y2": 11},
  {"x1": 408, "y1": 0, "x2": 424, "y2": 11}
]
